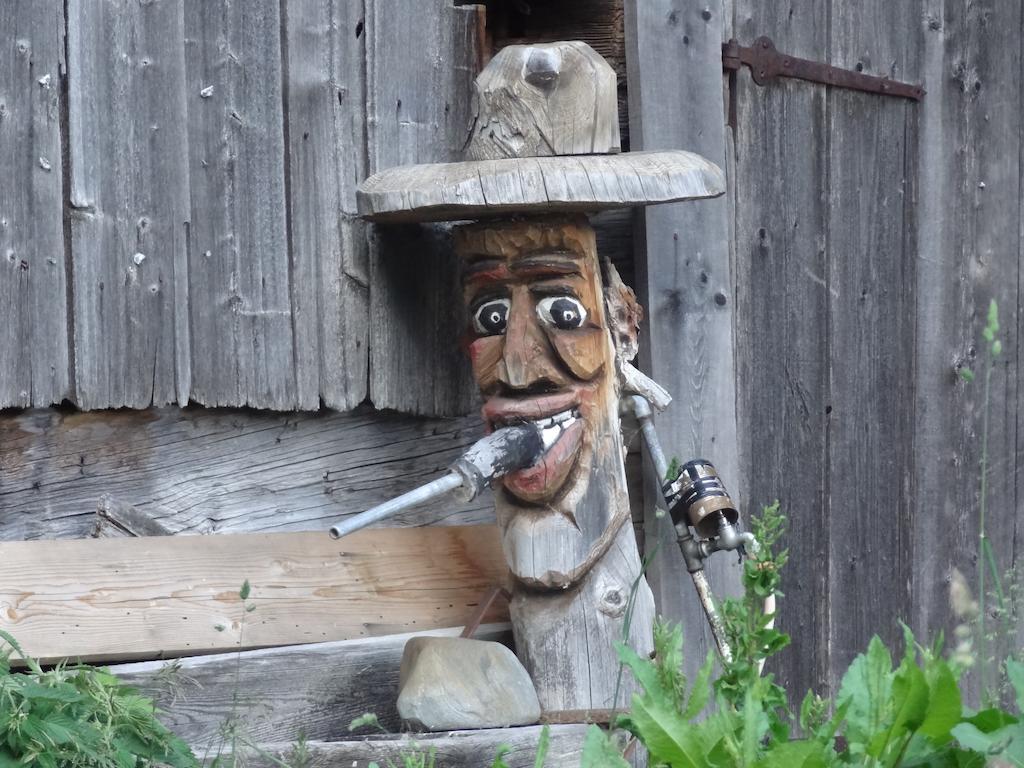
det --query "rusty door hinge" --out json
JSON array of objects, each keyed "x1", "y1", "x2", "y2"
[{"x1": 722, "y1": 36, "x2": 924, "y2": 125}]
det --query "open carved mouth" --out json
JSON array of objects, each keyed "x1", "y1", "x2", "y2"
[{"x1": 482, "y1": 392, "x2": 586, "y2": 503}]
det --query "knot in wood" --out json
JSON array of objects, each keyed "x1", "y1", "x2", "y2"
[{"x1": 598, "y1": 582, "x2": 627, "y2": 618}]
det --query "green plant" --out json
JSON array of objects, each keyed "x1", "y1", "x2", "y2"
[
  {"x1": 576, "y1": 505, "x2": 1024, "y2": 767},
  {"x1": 0, "y1": 629, "x2": 199, "y2": 768},
  {"x1": 350, "y1": 713, "x2": 439, "y2": 768},
  {"x1": 958, "y1": 300, "x2": 1022, "y2": 707}
]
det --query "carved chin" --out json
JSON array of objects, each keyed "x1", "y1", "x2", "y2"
[{"x1": 502, "y1": 419, "x2": 585, "y2": 502}]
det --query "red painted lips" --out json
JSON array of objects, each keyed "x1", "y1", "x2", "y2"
[{"x1": 482, "y1": 390, "x2": 585, "y2": 503}]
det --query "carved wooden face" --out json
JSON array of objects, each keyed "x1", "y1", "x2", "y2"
[
  {"x1": 458, "y1": 219, "x2": 610, "y2": 504},
  {"x1": 457, "y1": 218, "x2": 633, "y2": 588}
]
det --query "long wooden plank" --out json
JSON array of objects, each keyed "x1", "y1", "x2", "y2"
[
  {"x1": 249, "y1": 726, "x2": 587, "y2": 768},
  {"x1": 0, "y1": 1, "x2": 70, "y2": 408},
  {"x1": 624, "y1": 0, "x2": 743, "y2": 679},
  {"x1": 913, "y1": 0, "x2": 1023, "y2": 700},
  {"x1": 67, "y1": 0, "x2": 190, "y2": 408},
  {"x1": 0, "y1": 407, "x2": 488, "y2": 541},
  {"x1": 365, "y1": 1, "x2": 481, "y2": 417},
  {"x1": 184, "y1": 0, "x2": 295, "y2": 409},
  {"x1": 0, "y1": 525, "x2": 509, "y2": 663},
  {"x1": 111, "y1": 625, "x2": 511, "y2": 743},
  {"x1": 283, "y1": 0, "x2": 369, "y2": 411},
  {"x1": 731, "y1": 0, "x2": 831, "y2": 700},
  {"x1": 825, "y1": 0, "x2": 919, "y2": 688}
]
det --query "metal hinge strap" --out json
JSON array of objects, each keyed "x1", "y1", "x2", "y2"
[{"x1": 722, "y1": 36, "x2": 925, "y2": 102}]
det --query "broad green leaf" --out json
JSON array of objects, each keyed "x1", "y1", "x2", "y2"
[
  {"x1": 966, "y1": 707, "x2": 1018, "y2": 732},
  {"x1": 918, "y1": 661, "x2": 962, "y2": 743},
  {"x1": 614, "y1": 641, "x2": 663, "y2": 701},
  {"x1": 752, "y1": 739, "x2": 830, "y2": 768},
  {"x1": 15, "y1": 681, "x2": 83, "y2": 703},
  {"x1": 579, "y1": 725, "x2": 630, "y2": 768},
  {"x1": 682, "y1": 651, "x2": 715, "y2": 720},
  {"x1": 868, "y1": 658, "x2": 927, "y2": 763},
  {"x1": 741, "y1": 687, "x2": 771, "y2": 765},
  {"x1": 837, "y1": 635, "x2": 894, "y2": 750},
  {"x1": 616, "y1": 640, "x2": 710, "y2": 766},
  {"x1": 239, "y1": 579, "x2": 251, "y2": 600},
  {"x1": 951, "y1": 722, "x2": 999, "y2": 753}
]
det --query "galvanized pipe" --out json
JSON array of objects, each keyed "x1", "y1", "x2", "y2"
[{"x1": 329, "y1": 472, "x2": 463, "y2": 539}]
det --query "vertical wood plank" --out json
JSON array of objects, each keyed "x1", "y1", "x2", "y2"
[
  {"x1": 825, "y1": 0, "x2": 920, "y2": 686},
  {"x1": 0, "y1": 0, "x2": 69, "y2": 408},
  {"x1": 731, "y1": 1, "x2": 831, "y2": 701},
  {"x1": 67, "y1": 0, "x2": 190, "y2": 409},
  {"x1": 184, "y1": 0, "x2": 295, "y2": 409},
  {"x1": 365, "y1": 1, "x2": 480, "y2": 416},
  {"x1": 625, "y1": 0, "x2": 743, "y2": 676},
  {"x1": 283, "y1": 0, "x2": 369, "y2": 411},
  {"x1": 914, "y1": 0, "x2": 1022, "y2": 701}
]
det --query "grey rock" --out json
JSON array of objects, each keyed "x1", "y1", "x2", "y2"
[{"x1": 397, "y1": 637, "x2": 541, "y2": 731}]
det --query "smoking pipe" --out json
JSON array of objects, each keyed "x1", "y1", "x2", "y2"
[{"x1": 328, "y1": 423, "x2": 544, "y2": 539}]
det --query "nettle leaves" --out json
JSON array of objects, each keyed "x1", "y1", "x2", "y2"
[{"x1": 0, "y1": 630, "x2": 198, "y2": 768}]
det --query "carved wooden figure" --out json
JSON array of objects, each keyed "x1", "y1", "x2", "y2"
[
  {"x1": 457, "y1": 217, "x2": 653, "y2": 711},
  {"x1": 357, "y1": 41, "x2": 726, "y2": 719}
]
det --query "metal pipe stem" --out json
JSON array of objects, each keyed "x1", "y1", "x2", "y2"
[
  {"x1": 691, "y1": 569, "x2": 732, "y2": 663},
  {"x1": 329, "y1": 472, "x2": 463, "y2": 539}
]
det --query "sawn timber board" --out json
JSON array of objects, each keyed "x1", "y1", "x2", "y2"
[{"x1": 0, "y1": 525, "x2": 509, "y2": 664}]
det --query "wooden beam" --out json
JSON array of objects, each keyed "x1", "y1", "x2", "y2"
[
  {"x1": 247, "y1": 726, "x2": 588, "y2": 768},
  {"x1": 0, "y1": 407, "x2": 487, "y2": 541},
  {"x1": 624, "y1": 0, "x2": 743, "y2": 677},
  {"x1": 111, "y1": 625, "x2": 511, "y2": 743},
  {"x1": 0, "y1": 525, "x2": 509, "y2": 663}
]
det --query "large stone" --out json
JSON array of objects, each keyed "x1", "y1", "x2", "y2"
[{"x1": 397, "y1": 637, "x2": 541, "y2": 731}]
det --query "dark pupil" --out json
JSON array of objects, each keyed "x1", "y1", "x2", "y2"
[
  {"x1": 478, "y1": 302, "x2": 508, "y2": 334},
  {"x1": 550, "y1": 298, "x2": 582, "y2": 329}
]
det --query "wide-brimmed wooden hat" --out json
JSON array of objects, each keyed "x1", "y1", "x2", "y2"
[{"x1": 357, "y1": 41, "x2": 725, "y2": 223}]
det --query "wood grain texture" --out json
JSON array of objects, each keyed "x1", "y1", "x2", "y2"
[
  {"x1": 0, "y1": 406, "x2": 489, "y2": 541},
  {"x1": 184, "y1": 0, "x2": 294, "y2": 409},
  {"x1": 484, "y1": 0, "x2": 630, "y2": 149},
  {"x1": 365, "y1": 1, "x2": 482, "y2": 416},
  {"x1": 67, "y1": 0, "x2": 190, "y2": 409},
  {"x1": 0, "y1": 0, "x2": 70, "y2": 408},
  {"x1": 247, "y1": 726, "x2": 587, "y2": 768},
  {"x1": 913, "y1": 0, "x2": 1023, "y2": 701},
  {"x1": 465, "y1": 41, "x2": 620, "y2": 160},
  {"x1": 357, "y1": 150, "x2": 726, "y2": 223},
  {"x1": 111, "y1": 624, "x2": 511, "y2": 742},
  {"x1": 0, "y1": 526, "x2": 509, "y2": 663},
  {"x1": 624, "y1": 0, "x2": 743, "y2": 679},
  {"x1": 284, "y1": 0, "x2": 369, "y2": 410},
  {"x1": 824, "y1": 0, "x2": 918, "y2": 688},
  {"x1": 731, "y1": 0, "x2": 831, "y2": 702}
]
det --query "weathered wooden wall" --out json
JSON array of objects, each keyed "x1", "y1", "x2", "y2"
[
  {"x1": 2, "y1": 0, "x2": 483, "y2": 414},
  {"x1": 3, "y1": 0, "x2": 1023, "y2": 711},
  {"x1": 708, "y1": 0, "x2": 1020, "y2": 701}
]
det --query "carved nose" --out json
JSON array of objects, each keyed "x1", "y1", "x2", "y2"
[
  {"x1": 500, "y1": 294, "x2": 557, "y2": 389},
  {"x1": 524, "y1": 47, "x2": 561, "y2": 88}
]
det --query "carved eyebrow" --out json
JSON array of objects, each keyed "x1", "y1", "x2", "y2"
[
  {"x1": 509, "y1": 254, "x2": 581, "y2": 277},
  {"x1": 461, "y1": 258, "x2": 509, "y2": 285}
]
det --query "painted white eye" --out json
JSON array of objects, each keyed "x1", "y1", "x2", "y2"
[
  {"x1": 472, "y1": 298, "x2": 511, "y2": 335},
  {"x1": 536, "y1": 296, "x2": 587, "y2": 330}
]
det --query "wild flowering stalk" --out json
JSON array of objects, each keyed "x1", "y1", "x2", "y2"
[{"x1": 960, "y1": 299, "x2": 1016, "y2": 704}]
